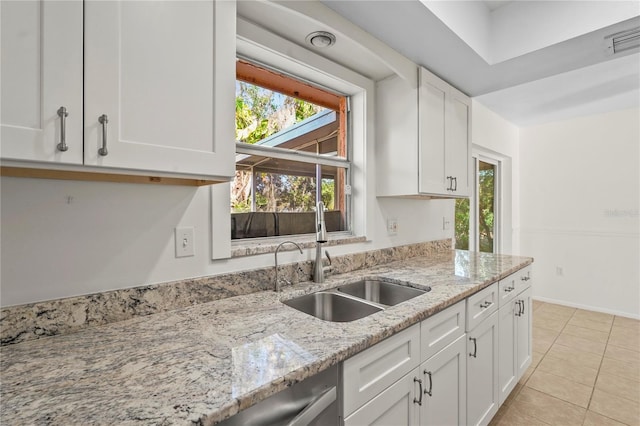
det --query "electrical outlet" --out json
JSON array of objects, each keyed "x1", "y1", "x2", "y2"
[
  {"x1": 387, "y1": 218, "x2": 398, "y2": 235},
  {"x1": 555, "y1": 266, "x2": 563, "y2": 276},
  {"x1": 175, "y1": 227, "x2": 195, "y2": 258},
  {"x1": 443, "y1": 217, "x2": 451, "y2": 230}
]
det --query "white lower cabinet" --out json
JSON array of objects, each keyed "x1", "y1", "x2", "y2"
[
  {"x1": 498, "y1": 298, "x2": 518, "y2": 404},
  {"x1": 341, "y1": 268, "x2": 532, "y2": 426},
  {"x1": 344, "y1": 368, "x2": 421, "y2": 426},
  {"x1": 466, "y1": 309, "x2": 499, "y2": 426},
  {"x1": 516, "y1": 287, "x2": 533, "y2": 378},
  {"x1": 498, "y1": 270, "x2": 533, "y2": 405},
  {"x1": 421, "y1": 334, "x2": 467, "y2": 426}
]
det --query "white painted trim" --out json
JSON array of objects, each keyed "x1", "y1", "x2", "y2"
[
  {"x1": 521, "y1": 227, "x2": 639, "y2": 239},
  {"x1": 533, "y1": 296, "x2": 640, "y2": 320}
]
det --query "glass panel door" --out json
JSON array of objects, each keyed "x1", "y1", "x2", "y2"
[{"x1": 455, "y1": 156, "x2": 499, "y2": 253}]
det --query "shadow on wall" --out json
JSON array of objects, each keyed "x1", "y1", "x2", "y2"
[
  {"x1": 232, "y1": 211, "x2": 343, "y2": 239},
  {"x1": 0, "y1": 177, "x2": 201, "y2": 306}
]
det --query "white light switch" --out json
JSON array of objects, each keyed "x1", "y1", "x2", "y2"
[{"x1": 175, "y1": 227, "x2": 195, "y2": 258}]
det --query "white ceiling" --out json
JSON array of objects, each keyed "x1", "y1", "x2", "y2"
[
  {"x1": 483, "y1": 1, "x2": 512, "y2": 12},
  {"x1": 238, "y1": 1, "x2": 640, "y2": 127},
  {"x1": 320, "y1": 0, "x2": 640, "y2": 126}
]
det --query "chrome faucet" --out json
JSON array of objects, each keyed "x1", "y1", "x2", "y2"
[
  {"x1": 313, "y1": 201, "x2": 331, "y2": 283},
  {"x1": 274, "y1": 241, "x2": 303, "y2": 292}
]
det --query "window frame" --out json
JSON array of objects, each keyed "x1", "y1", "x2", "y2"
[{"x1": 232, "y1": 59, "x2": 353, "y2": 241}]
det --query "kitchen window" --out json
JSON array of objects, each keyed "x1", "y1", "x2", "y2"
[{"x1": 232, "y1": 60, "x2": 350, "y2": 240}]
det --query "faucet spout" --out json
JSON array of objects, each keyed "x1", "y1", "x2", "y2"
[
  {"x1": 274, "y1": 241, "x2": 303, "y2": 292},
  {"x1": 316, "y1": 201, "x2": 327, "y2": 243}
]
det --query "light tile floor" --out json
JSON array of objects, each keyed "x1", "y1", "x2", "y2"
[{"x1": 490, "y1": 301, "x2": 640, "y2": 426}]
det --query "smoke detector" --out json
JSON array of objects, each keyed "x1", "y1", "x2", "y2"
[{"x1": 306, "y1": 31, "x2": 336, "y2": 48}]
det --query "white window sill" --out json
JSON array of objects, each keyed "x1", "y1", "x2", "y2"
[{"x1": 230, "y1": 233, "x2": 367, "y2": 258}]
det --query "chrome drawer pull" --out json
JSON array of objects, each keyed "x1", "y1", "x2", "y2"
[
  {"x1": 56, "y1": 106, "x2": 69, "y2": 152},
  {"x1": 480, "y1": 301, "x2": 492, "y2": 309},
  {"x1": 98, "y1": 114, "x2": 109, "y2": 156},
  {"x1": 424, "y1": 370, "x2": 433, "y2": 397},
  {"x1": 413, "y1": 377, "x2": 423, "y2": 405}
]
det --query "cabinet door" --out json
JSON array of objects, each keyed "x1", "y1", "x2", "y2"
[
  {"x1": 498, "y1": 301, "x2": 517, "y2": 406},
  {"x1": 84, "y1": 0, "x2": 235, "y2": 177},
  {"x1": 345, "y1": 368, "x2": 420, "y2": 426},
  {"x1": 467, "y1": 311, "x2": 499, "y2": 426},
  {"x1": 516, "y1": 287, "x2": 533, "y2": 379},
  {"x1": 421, "y1": 335, "x2": 467, "y2": 426},
  {"x1": 445, "y1": 88, "x2": 471, "y2": 197},
  {"x1": 418, "y1": 68, "x2": 448, "y2": 195},
  {"x1": 1, "y1": 0, "x2": 83, "y2": 164}
]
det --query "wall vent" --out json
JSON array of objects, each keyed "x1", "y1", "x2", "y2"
[{"x1": 604, "y1": 26, "x2": 640, "y2": 55}]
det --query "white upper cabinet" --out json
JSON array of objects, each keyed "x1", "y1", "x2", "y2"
[
  {"x1": 1, "y1": 0, "x2": 235, "y2": 183},
  {"x1": 419, "y1": 68, "x2": 471, "y2": 197},
  {"x1": 376, "y1": 67, "x2": 471, "y2": 198},
  {"x1": 84, "y1": 1, "x2": 235, "y2": 178},
  {"x1": 1, "y1": 0, "x2": 83, "y2": 165}
]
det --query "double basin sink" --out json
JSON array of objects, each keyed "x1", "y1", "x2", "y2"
[{"x1": 283, "y1": 279, "x2": 430, "y2": 322}]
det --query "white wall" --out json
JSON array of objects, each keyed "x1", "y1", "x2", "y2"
[
  {"x1": 472, "y1": 100, "x2": 520, "y2": 254},
  {"x1": 519, "y1": 107, "x2": 640, "y2": 318},
  {"x1": 0, "y1": 176, "x2": 450, "y2": 307}
]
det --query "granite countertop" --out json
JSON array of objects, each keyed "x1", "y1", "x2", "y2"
[{"x1": 0, "y1": 250, "x2": 532, "y2": 425}]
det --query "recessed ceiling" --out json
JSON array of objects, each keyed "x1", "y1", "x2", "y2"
[{"x1": 321, "y1": 0, "x2": 640, "y2": 125}]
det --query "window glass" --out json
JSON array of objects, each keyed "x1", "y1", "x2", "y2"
[{"x1": 232, "y1": 61, "x2": 349, "y2": 240}]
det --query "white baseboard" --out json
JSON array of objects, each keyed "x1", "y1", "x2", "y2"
[{"x1": 533, "y1": 296, "x2": 640, "y2": 320}]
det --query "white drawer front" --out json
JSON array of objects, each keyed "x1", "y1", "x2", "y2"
[
  {"x1": 343, "y1": 323, "x2": 421, "y2": 417},
  {"x1": 498, "y1": 275, "x2": 518, "y2": 307},
  {"x1": 421, "y1": 300, "x2": 465, "y2": 360},
  {"x1": 466, "y1": 282, "x2": 498, "y2": 332},
  {"x1": 516, "y1": 265, "x2": 533, "y2": 293}
]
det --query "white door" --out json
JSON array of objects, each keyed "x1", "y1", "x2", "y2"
[
  {"x1": 84, "y1": 0, "x2": 235, "y2": 178},
  {"x1": 421, "y1": 335, "x2": 467, "y2": 426},
  {"x1": 1, "y1": 0, "x2": 83, "y2": 164},
  {"x1": 344, "y1": 369, "x2": 420, "y2": 426},
  {"x1": 418, "y1": 68, "x2": 447, "y2": 195},
  {"x1": 467, "y1": 311, "x2": 499, "y2": 426},
  {"x1": 446, "y1": 89, "x2": 471, "y2": 197},
  {"x1": 516, "y1": 287, "x2": 533, "y2": 379},
  {"x1": 498, "y1": 301, "x2": 517, "y2": 405}
]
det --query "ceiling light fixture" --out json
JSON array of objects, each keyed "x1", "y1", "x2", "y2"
[
  {"x1": 306, "y1": 31, "x2": 336, "y2": 48},
  {"x1": 604, "y1": 26, "x2": 640, "y2": 55}
]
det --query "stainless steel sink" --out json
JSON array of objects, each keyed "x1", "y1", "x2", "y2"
[
  {"x1": 283, "y1": 291, "x2": 383, "y2": 322},
  {"x1": 337, "y1": 279, "x2": 428, "y2": 306}
]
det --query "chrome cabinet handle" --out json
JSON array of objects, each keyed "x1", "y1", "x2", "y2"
[
  {"x1": 413, "y1": 377, "x2": 423, "y2": 406},
  {"x1": 504, "y1": 286, "x2": 514, "y2": 293},
  {"x1": 453, "y1": 176, "x2": 458, "y2": 191},
  {"x1": 480, "y1": 301, "x2": 492, "y2": 309},
  {"x1": 56, "y1": 107, "x2": 69, "y2": 152},
  {"x1": 515, "y1": 300, "x2": 521, "y2": 317},
  {"x1": 424, "y1": 370, "x2": 433, "y2": 397},
  {"x1": 98, "y1": 114, "x2": 109, "y2": 156},
  {"x1": 469, "y1": 337, "x2": 477, "y2": 358},
  {"x1": 520, "y1": 299, "x2": 525, "y2": 316},
  {"x1": 446, "y1": 176, "x2": 453, "y2": 191}
]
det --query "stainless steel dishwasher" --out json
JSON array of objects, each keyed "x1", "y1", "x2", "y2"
[{"x1": 217, "y1": 364, "x2": 339, "y2": 425}]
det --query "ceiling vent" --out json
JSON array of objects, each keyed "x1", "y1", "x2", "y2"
[{"x1": 604, "y1": 26, "x2": 640, "y2": 55}]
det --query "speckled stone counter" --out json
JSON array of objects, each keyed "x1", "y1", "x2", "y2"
[{"x1": 0, "y1": 250, "x2": 532, "y2": 425}]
